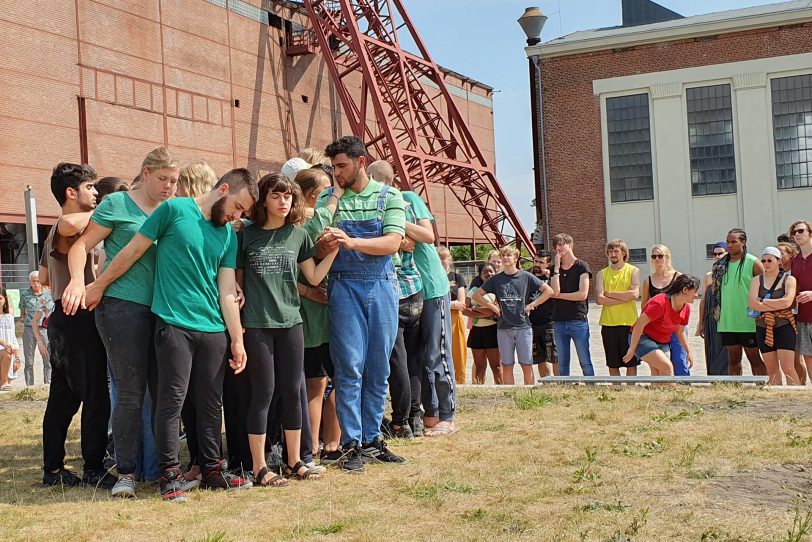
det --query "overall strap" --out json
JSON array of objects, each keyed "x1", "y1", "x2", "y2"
[{"x1": 376, "y1": 184, "x2": 390, "y2": 213}]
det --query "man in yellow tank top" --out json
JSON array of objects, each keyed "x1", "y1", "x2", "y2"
[{"x1": 596, "y1": 240, "x2": 642, "y2": 376}]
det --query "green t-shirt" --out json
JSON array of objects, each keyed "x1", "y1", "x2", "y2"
[
  {"x1": 718, "y1": 253, "x2": 757, "y2": 333},
  {"x1": 299, "y1": 208, "x2": 334, "y2": 348},
  {"x1": 401, "y1": 191, "x2": 447, "y2": 300},
  {"x1": 314, "y1": 178, "x2": 406, "y2": 237},
  {"x1": 92, "y1": 191, "x2": 156, "y2": 307},
  {"x1": 238, "y1": 224, "x2": 313, "y2": 328},
  {"x1": 139, "y1": 197, "x2": 237, "y2": 333}
]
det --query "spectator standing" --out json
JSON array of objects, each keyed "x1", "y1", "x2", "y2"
[{"x1": 695, "y1": 243, "x2": 730, "y2": 376}]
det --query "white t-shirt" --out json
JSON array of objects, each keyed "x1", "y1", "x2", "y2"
[{"x1": 0, "y1": 314, "x2": 19, "y2": 350}]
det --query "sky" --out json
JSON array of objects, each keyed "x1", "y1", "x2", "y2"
[{"x1": 403, "y1": 0, "x2": 791, "y2": 235}]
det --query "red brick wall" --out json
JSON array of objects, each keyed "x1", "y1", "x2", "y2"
[
  {"x1": 539, "y1": 23, "x2": 812, "y2": 276},
  {"x1": 0, "y1": 0, "x2": 495, "y2": 245}
]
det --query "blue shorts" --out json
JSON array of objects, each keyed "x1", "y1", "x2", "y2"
[
  {"x1": 633, "y1": 334, "x2": 671, "y2": 359},
  {"x1": 497, "y1": 327, "x2": 534, "y2": 366}
]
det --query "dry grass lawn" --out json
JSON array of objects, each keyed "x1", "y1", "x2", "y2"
[{"x1": 1, "y1": 385, "x2": 812, "y2": 541}]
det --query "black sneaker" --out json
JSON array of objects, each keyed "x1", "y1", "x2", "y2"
[
  {"x1": 360, "y1": 436, "x2": 406, "y2": 464},
  {"x1": 380, "y1": 417, "x2": 393, "y2": 438},
  {"x1": 409, "y1": 417, "x2": 425, "y2": 438},
  {"x1": 42, "y1": 468, "x2": 81, "y2": 488},
  {"x1": 160, "y1": 468, "x2": 188, "y2": 502},
  {"x1": 319, "y1": 449, "x2": 344, "y2": 467},
  {"x1": 391, "y1": 422, "x2": 414, "y2": 440},
  {"x1": 81, "y1": 468, "x2": 117, "y2": 489},
  {"x1": 338, "y1": 445, "x2": 365, "y2": 473},
  {"x1": 201, "y1": 460, "x2": 252, "y2": 490}
]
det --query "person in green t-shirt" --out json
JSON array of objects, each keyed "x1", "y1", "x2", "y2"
[
  {"x1": 237, "y1": 173, "x2": 337, "y2": 485},
  {"x1": 713, "y1": 228, "x2": 767, "y2": 377},
  {"x1": 85, "y1": 168, "x2": 258, "y2": 502},
  {"x1": 62, "y1": 147, "x2": 180, "y2": 498}
]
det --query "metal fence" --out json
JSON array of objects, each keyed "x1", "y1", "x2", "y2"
[{"x1": 0, "y1": 263, "x2": 31, "y2": 289}]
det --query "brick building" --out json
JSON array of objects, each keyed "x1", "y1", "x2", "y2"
[
  {"x1": 526, "y1": 0, "x2": 812, "y2": 279},
  {"x1": 0, "y1": 0, "x2": 496, "y2": 277}
]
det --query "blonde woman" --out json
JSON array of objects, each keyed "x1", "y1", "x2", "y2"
[
  {"x1": 177, "y1": 160, "x2": 217, "y2": 198},
  {"x1": 640, "y1": 244, "x2": 689, "y2": 376},
  {"x1": 62, "y1": 147, "x2": 180, "y2": 497},
  {"x1": 298, "y1": 147, "x2": 329, "y2": 166}
]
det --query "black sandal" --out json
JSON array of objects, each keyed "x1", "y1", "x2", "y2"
[
  {"x1": 255, "y1": 466, "x2": 288, "y2": 487},
  {"x1": 286, "y1": 461, "x2": 321, "y2": 480}
]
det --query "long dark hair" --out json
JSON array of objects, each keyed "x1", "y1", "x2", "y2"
[
  {"x1": 478, "y1": 263, "x2": 495, "y2": 277},
  {"x1": 665, "y1": 274, "x2": 701, "y2": 296},
  {"x1": 252, "y1": 173, "x2": 304, "y2": 226},
  {"x1": 727, "y1": 228, "x2": 748, "y2": 280},
  {"x1": 0, "y1": 288, "x2": 9, "y2": 314}
]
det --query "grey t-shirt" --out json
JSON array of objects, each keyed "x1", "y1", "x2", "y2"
[
  {"x1": 481, "y1": 270, "x2": 543, "y2": 329},
  {"x1": 40, "y1": 220, "x2": 94, "y2": 301}
]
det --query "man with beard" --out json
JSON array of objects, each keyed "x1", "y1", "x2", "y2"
[
  {"x1": 529, "y1": 253, "x2": 557, "y2": 378},
  {"x1": 315, "y1": 137, "x2": 406, "y2": 472},
  {"x1": 85, "y1": 169, "x2": 258, "y2": 502},
  {"x1": 595, "y1": 240, "x2": 641, "y2": 377},
  {"x1": 39, "y1": 163, "x2": 116, "y2": 488}
]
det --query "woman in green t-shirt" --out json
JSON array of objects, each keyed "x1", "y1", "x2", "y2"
[{"x1": 237, "y1": 174, "x2": 338, "y2": 486}]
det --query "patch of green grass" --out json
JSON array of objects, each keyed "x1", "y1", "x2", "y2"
[
  {"x1": 576, "y1": 500, "x2": 630, "y2": 513},
  {"x1": 597, "y1": 390, "x2": 615, "y2": 402},
  {"x1": 13, "y1": 388, "x2": 36, "y2": 402},
  {"x1": 612, "y1": 436, "x2": 665, "y2": 458},
  {"x1": 678, "y1": 443, "x2": 703, "y2": 468},
  {"x1": 442, "y1": 481, "x2": 476, "y2": 494},
  {"x1": 687, "y1": 468, "x2": 716, "y2": 480},
  {"x1": 512, "y1": 390, "x2": 554, "y2": 410},
  {"x1": 478, "y1": 423, "x2": 507, "y2": 433},
  {"x1": 461, "y1": 508, "x2": 487, "y2": 522},
  {"x1": 785, "y1": 500, "x2": 812, "y2": 542},
  {"x1": 194, "y1": 531, "x2": 234, "y2": 542},
  {"x1": 786, "y1": 431, "x2": 812, "y2": 447},
  {"x1": 725, "y1": 398, "x2": 747, "y2": 409},
  {"x1": 572, "y1": 447, "x2": 601, "y2": 488},
  {"x1": 603, "y1": 508, "x2": 648, "y2": 541},
  {"x1": 652, "y1": 407, "x2": 704, "y2": 423}
]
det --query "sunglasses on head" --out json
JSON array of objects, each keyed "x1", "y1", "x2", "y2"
[
  {"x1": 793, "y1": 228, "x2": 808, "y2": 235},
  {"x1": 651, "y1": 254, "x2": 665, "y2": 259}
]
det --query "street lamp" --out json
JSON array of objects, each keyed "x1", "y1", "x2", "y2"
[{"x1": 518, "y1": 7, "x2": 550, "y2": 253}]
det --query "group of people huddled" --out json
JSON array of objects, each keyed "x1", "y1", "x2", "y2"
[
  {"x1": 18, "y1": 129, "x2": 812, "y2": 502},
  {"x1": 37, "y1": 136, "x2": 465, "y2": 502}
]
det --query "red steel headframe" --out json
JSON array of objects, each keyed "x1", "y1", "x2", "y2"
[{"x1": 302, "y1": 0, "x2": 534, "y2": 251}]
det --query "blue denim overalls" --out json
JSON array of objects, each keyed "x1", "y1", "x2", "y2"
[{"x1": 327, "y1": 184, "x2": 399, "y2": 447}]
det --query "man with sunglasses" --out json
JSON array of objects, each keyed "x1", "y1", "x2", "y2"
[
  {"x1": 696, "y1": 242, "x2": 729, "y2": 375},
  {"x1": 790, "y1": 220, "x2": 812, "y2": 380}
]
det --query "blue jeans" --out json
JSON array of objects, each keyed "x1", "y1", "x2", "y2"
[
  {"x1": 553, "y1": 320, "x2": 595, "y2": 376},
  {"x1": 669, "y1": 333, "x2": 690, "y2": 376},
  {"x1": 329, "y1": 274, "x2": 399, "y2": 447},
  {"x1": 420, "y1": 294, "x2": 456, "y2": 422}
]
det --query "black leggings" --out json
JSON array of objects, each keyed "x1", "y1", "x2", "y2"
[{"x1": 244, "y1": 326, "x2": 304, "y2": 435}]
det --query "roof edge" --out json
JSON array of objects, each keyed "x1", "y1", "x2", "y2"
[{"x1": 525, "y1": 4, "x2": 812, "y2": 59}]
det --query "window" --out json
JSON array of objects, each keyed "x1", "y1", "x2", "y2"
[
  {"x1": 771, "y1": 74, "x2": 812, "y2": 190},
  {"x1": 628, "y1": 248, "x2": 647, "y2": 263},
  {"x1": 687, "y1": 84, "x2": 736, "y2": 196},
  {"x1": 705, "y1": 244, "x2": 717, "y2": 259},
  {"x1": 606, "y1": 94, "x2": 654, "y2": 203}
]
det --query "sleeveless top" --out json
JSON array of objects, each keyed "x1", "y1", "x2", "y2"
[
  {"x1": 718, "y1": 253, "x2": 758, "y2": 333},
  {"x1": 599, "y1": 263, "x2": 638, "y2": 326},
  {"x1": 755, "y1": 273, "x2": 789, "y2": 329},
  {"x1": 647, "y1": 272, "x2": 677, "y2": 298}
]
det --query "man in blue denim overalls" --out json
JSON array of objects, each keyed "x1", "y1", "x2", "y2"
[{"x1": 316, "y1": 136, "x2": 406, "y2": 472}]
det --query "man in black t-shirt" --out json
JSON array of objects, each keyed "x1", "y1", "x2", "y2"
[
  {"x1": 550, "y1": 233, "x2": 595, "y2": 377},
  {"x1": 529, "y1": 254, "x2": 557, "y2": 377}
]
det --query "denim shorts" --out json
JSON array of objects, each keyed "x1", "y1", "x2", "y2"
[
  {"x1": 497, "y1": 327, "x2": 534, "y2": 366},
  {"x1": 633, "y1": 334, "x2": 671, "y2": 359}
]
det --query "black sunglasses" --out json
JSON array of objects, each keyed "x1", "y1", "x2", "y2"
[
  {"x1": 651, "y1": 254, "x2": 665, "y2": 259},
  {"x1": 793, "y1": 228, "x2": 808, "y2": 235}
]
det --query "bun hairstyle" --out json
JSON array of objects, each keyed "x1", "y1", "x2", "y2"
[{"x1": 665, "y1": 274, "x2": 700, "y2": 296}]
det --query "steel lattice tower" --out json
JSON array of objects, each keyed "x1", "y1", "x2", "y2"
[{"x1": 302, "y1": 0, "x2": 533, "y2": 251}]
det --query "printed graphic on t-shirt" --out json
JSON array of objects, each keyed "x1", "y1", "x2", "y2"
[
  {"x1": 498, "y1": 282, "x2": 522, "y2": 311},
  {"x1": 249, "y1": 246, "x2": 295, "y2": 276}
]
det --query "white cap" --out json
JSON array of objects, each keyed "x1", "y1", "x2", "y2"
[
  {"x1": 761, "y1": 246, "x2": 782, "y2": 259},
  {"x1": 281, "y1": 157, "x2": 311, "y2": 182}
]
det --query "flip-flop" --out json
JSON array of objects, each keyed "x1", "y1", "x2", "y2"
[
  {"x1": 424, "y1": 426, "x2": 458, "y2": 438},
  {"x1": 0, "y1": 384, "x2": 12, "y2": 392}
]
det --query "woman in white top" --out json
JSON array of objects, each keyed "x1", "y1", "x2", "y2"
[{"x1": 0, "y1": 288, "x2": 21, "y2": 391}]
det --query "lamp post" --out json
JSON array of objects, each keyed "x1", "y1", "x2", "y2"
[{"x1": 518, "y1": 7, "x2": 550, "y2": 253}]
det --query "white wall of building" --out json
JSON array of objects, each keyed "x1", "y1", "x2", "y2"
[{"x1": 595, "y1": 53, "x2": 812, "y2": 279}]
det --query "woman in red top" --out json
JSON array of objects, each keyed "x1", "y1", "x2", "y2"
[{"x1": 624, "y1": 274, "x2": 700, "y2": 376}]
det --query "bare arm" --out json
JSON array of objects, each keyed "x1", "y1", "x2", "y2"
[
  {"x1": 675, "y1": 326, "x2": 693, "y2": 368},
  {"x1": 327, "y1": 228, "x2": 402, "y2": 256},
  {"x1": 405, "y1": 218, "x2": 434, "y2": 244},
  {"x1": 57, "y1": 212, "x2": 94, "y2": 237},
  {"x1": 623, "y1": 313, "x2": 652, "y2": 362},
  {"x1": 299, "y1": 248, "x2": 339, "y2": 286},
  {"x1": 525, "y1": 283, "x2": 554, "y2": 315},
  {"x1": 761, "y1": 275, "x2": 796, "y2": 310},
  {"x1": 471, "y1": 287, "x2": 500, "y2": 317},
  {"x1": 556, "y1": 273, "x2": 590, "y2": 302},
  {"x1": 38, "y1": 265, "x2": 49, "y2": 287},
  {"x1": 640, "y1": 276, "x2": 651, "y2": 306},
  {"x1": 63, "y1": 221, "x2": 112, "y2": 314},
  {"x1": 218, "y1": 268, "x2": 246, "y2": 375},
  {"x1": 753, "y1": 259, "x2": 764, "y2": 276}
]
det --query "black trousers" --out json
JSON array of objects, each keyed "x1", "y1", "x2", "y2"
[
  {"x1": 42, "y1": 305, "x2": 109, "y2": 472},
  {"x1": 389, "y1": 291, "x2": 423, "y2": 424},
  {"x1": 223, "y1": 362, "x2": 250, "y2": 472},
  {"x1": 154, "y1": 319, "x2": 227, "y2": 473}
]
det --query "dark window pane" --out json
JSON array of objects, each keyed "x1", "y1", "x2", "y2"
[
  {"x1": 629, "y1": 248, "x2": 647, "y2": 263},
  {"x1": 606, "y1": 94, "x2": 654, "y2": 203},
  {"x1": 687, "y1": 84, "x2": 737, "y2": 196},
  {"x1": 772, "y1": 74, "x2": 812, "y2": 190}
]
